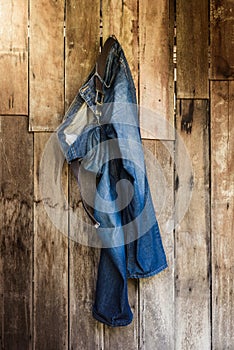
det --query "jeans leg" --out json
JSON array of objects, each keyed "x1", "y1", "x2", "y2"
[{"x1": 92, "y1": 245, "x2": 133, "y2": 327}]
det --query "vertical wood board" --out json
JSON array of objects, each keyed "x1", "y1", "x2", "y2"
[
  {"x1": 0, "y1": 0, "x2": 28, "y2": 114},
  {"x1": 34, "y1": 133, "x2": 68, "y2": 349},
  {"x1": 175, "y1": 100, "x2": 211, "y2": 349},
  {"x1": 140, "y1": 140, "x2": 174, "y2": 350},
  {"x1": 211, "y1": 81, "x2": 234, "y2": 349},
  {"x1": 210, "y1": 0, "x2": 234, "y2": 79},
  {"x1": 65, "y1": 0, "x2": 100, "y2": 109},
  {"x1": 68, "y1": 170, "x2": 103, "y2": 350},
  {"x1": 102, "y1": 1, "x2": 140, "y2": 347},
  {"x1": 65, "y1": 2, "x2": 102, "y2": 348},
  {"x1": 139, "y1": 0, "x2": 174, "y2": 140},
  {"x1": 0, "y1": 116, "x2": 33, "y2": 349},
  {"x1": 29, "y1": 0, "x2": 65, "y2": 131},
  {"x1": 176, "y1": 0, "x2": 209, "y2": 98}
]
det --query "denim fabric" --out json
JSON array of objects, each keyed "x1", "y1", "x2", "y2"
[{"x1": 57, "y1": 37, "x2": 168, "y2": 327}]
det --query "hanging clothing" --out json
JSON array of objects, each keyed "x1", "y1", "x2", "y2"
[{"x1": 57, "y1": 36, "x2": 168, "y2": 327}]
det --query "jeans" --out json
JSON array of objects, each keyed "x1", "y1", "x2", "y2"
[{"x1": 57, "y1": 37, "x2": 168, "y2": 326}]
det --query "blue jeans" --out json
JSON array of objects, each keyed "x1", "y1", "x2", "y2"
[{"x1": 57, "y1": 37, "x2": 168, "y2": 326}]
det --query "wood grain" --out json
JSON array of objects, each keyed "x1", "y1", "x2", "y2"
[
  {"x1": 0, "y1": 0, "x2": 28, "y2": 115},
  {"x1": 102, "y1": 2, "x2": 140, "y2": 346},
  {"x1": 68, "y1": 170, "x2": 103, "y2": 349},
  {"x1": 211, "y1": 81, "x2": 234, "y2": 349},
  {"x1": 29, "y1": 0, "x2": 65, "y2": 131},
  {"x1": 1, "y1": 2, "x2": 234, "y2": 348},
  {"x1": 33, "y1": 133, "x2": 68, "y2": 349},
  {"x1": 140, "y1": 140, "x2": 174, "y2": 349},
  {"x1": 210, "y1": 0, "x2": 234, "y2": 79},
  {"x1": 0, "y1": 116, "x2": 33, "y2": 349},
  {"x1": 65, "y1": 0, "x2": 100, "y2": 109},
  {"x1": 65, "y1": 1, "x2": 102, "y2": 347},
  {"x1": 139, "y1": 0, "x2": 174, "y2": 140},
  {"x1": 175, "y1": 100, "x2": 211, "y2": 349},
  {"x1": 176, "y1": 0, "x2": 209, "y2": 98}
]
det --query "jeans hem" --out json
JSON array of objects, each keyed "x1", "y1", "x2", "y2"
[
  {"x1": 92, "y1": 308, "x2": 133, "y2": 327},
  {"x1": 127, "y1": 262, "x2": 168, "y2": 279}
]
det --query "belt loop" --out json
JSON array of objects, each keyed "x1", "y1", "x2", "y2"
[
  {"x1": 94, "y1": 78, "x2": 104, "y2": 123},
  {"x1": 95, "y1": 89, "x2": 104, "y2": 105}
]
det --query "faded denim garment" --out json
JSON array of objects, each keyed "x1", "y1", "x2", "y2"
[{"x1": 57, "y1": 37, "x2": 168, "y2": 327}]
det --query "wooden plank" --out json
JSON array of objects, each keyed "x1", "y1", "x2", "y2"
[
  {"x1": 210, "y1": 0, "x2": 234, "y2": 79},
  {"x1": 0, "y1": 116, "x2": 33, "y2": 349},
  {"x1": 174, "y1": 100, "x2": 211, "y2": 349},
  {"x1": 102, "y1": 0, "x2": 138, "y2": 90},
  {"x1": 65, "y1": 0, "x2": 100, "y2": 108},
  {"x1": 68, "y1": 171, "x2": 104, "y2": 349},
  {"x1": 140, "y1": 139, "x2": 174, "y2": 349},
  {"x1": 102, "y1": 2, "x2": 139, "y2": 347},
  {"x1": 176, "y1": 0, "x2": 209, "y2": 98},
  {"x1": 139, "y1": 0, "x2": 174, "y2": 140},
  {"x1": 65, "y1": 1, "x2": 102, "y2": 348},
  {"x1": 0, "y1": 1, "x2": 28, "y2": 115},
  {"x1": 29, "y1": 0, "x2": 65, "y2": 131},
  {"x1": 211, "y1": 81, "x2": 234, "y2": 349},
  {"x1": 34, "y1": 133, "x2": 68, "y2": 349}
]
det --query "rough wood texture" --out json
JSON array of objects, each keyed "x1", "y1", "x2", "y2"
[
  {"x1": 102, "y1": 0, "x2": 138, "y2": 90},
  {"x1": 2, "y1": 2, "x2": 234, "y2": 349},
  {"x1": 140, "y1": 140, "x2": 174, "y2": 349},
  {"x1": 0, "y1": 0, "x2": 28, "y2": 114},
  {"x1": 176, "y1": 0, "x2": 209, "y2": 98},
  {"x1": 29, "y1": 0, "x2": 65, "y2": 131},
  {"x1": 65, "y1": 2, "x2": 102, "y2": 347},
  {"x1": 211, "y1": 81, "x2": 234, "y2": 349},
  {"x1": 34, "y1": 133, "x2": 68, "y2": 349},
  {"x1": 102, "y1": 1, "x2": 140, "y2": 347},
  {"x1": 210, "y1": 0, "x2": 234, "y2": 79},
  {"x1": 69, "y1": 170, "x2": 103, "y2": 349},
  {"x1": 0, "y1": 116, "x2": 33, "y2": 349},
  {"x1": 65, "y1": 0, "x2": 100, "y2": 109},
  {"x1": 139, "y1": 0, "x2": 174, "y2": 140},
  {"x1": 175, "y1": 100, "x2": 211, "y2": 349}
]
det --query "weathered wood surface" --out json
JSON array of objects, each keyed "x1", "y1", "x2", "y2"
[
  {"x1": 65, "y1": 3, "x2": 103, "y2": 348},
  {"x1": 29, "y1": 0, "x2": 65, "y2": 131},
  {"x1": 176, "y1": 0, "x2": 209, "y2": 98},
  {"x1": 139, "y1": 0, "x2": 174, "y2": 140},
  {"x1": 175, "y1": 100, "x2": 211, "y2": 349},
  {"x1": 210, "y1": 0, "x2": 234, "y2": 79},
  {"x1": 0, "y1": 0, "x2": 28, "y2": 115},
  {"x1": 140, "y1": 139, "x2": 174, "y2": 349},
  {"x1": 34, "y1": 133, "x2": 68, "y2": 349},
  {"x1": 69, "y1": 170, "x2": 103, "y2": 349},
  {"x1": 65, "y1": 0, "x2": 100, "y2": 109},
  {"x1": 211, "y1": 81, "x2": 234, "y2": 349},
  {"x1": 102, "y1": 2, "x2": 140, "y2": 347},
  {"x1": 0, "y1": 116, "x2": 33, "y2": 349},
  {"x1": 1, "y1": 1, "x2": 234, "y2": 349},
  {"x1": 102, "y1": 0, "x2": 138, "y2": 90}
]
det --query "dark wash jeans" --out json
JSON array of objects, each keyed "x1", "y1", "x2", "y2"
[{"x1": 57, "y1": 37, "x2": 168, "y2": 326}]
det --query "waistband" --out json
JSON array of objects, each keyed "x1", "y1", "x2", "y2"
[
  {"x1": 96, "y1": 36, "x2": 122, "y2": 89},
  {"x1": 78, "y1": 37, "x2": 123, "y2": 116}
]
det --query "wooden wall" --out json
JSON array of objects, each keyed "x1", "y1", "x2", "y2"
[{"x1": 0, "y1": 0, "x2": 233, "y2": 349}]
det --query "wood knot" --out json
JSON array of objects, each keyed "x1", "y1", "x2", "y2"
[{"x1": 181, "y1": 100, "x2": 194, "y2": 134}]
